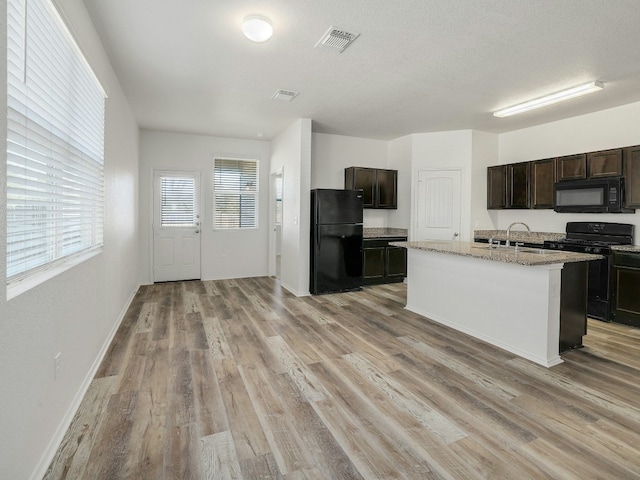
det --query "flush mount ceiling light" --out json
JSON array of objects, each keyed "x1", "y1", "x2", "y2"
[
  {"x1": 242, "y1": 15, "x2": 273, "y2": 43},
  {"x1": 493, "y1": 81, "x2": 604, "y2": 118}
]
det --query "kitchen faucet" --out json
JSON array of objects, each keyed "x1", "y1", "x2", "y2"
[{"x1": 505, "y1": 222, "x2": 531, "y2": 248}]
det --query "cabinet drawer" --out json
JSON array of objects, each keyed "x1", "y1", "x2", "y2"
[{"x1": 613, "y1": 252, "x2": 640, "y2": 268}]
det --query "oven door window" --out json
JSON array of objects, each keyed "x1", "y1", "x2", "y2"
[{"x1": 556, "y1": 187, "x2": 604, "y2": 207}]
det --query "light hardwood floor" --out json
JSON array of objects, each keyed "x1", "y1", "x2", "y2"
[{"x1": 45, "y1": 277, "x2": 640, "y2": 479}]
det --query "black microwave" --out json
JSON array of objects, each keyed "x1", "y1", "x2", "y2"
[{"x1": 554, "y1": 177, "x2": 634, "y2": 213}]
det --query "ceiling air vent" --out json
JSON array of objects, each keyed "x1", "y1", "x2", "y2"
[
  {"x1": 315, "y1": 26, "x2": 360, "y2": 53},
  {"x1": 271, "y1": 89, "x2": 299, "y2": 102}
]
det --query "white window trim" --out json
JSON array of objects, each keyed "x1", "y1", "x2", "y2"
[
  {"x1": 212, "y1": 157, "x2": 259, "y2": 231},
  {"x1": 6, "y1": 0, "x2": 106, "y2": 296},
  {"x1": 7, "y1": 248, "x2": 102, "y2": 300}
]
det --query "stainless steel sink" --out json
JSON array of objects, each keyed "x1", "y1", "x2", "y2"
[
  {"x1": 516, "y1": 247, "x2": 561, "y2": 255},
  {"x1": 473, "y1": 245, "x2": 561, "y2": 255}
]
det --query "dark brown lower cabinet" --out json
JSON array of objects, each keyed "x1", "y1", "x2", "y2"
[
  {"x1": 363, "y1": 237, "x2": 407, "y2": 285},
  {"x1": 611, "y1": 251, "x2": 640, "y2": 328},
  {"x1": 559, "y1": 262, "x2": 588, "y2": 353}
]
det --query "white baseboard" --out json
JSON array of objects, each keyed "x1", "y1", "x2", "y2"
[
  {"x1": 30, "y1": 285, "x2": 140, "y2": 480},
  {"x1": 200, "y1": 272, "x2": 268, "y2": 282},
  {"x1": 405, "y1": 304, "x2": 563, "y2": 368}
]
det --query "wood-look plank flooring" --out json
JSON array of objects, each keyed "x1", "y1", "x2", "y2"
[{"x1": 45, "y1": 277, "x2": 640, "y2": 479}]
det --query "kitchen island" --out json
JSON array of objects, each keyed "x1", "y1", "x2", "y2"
[{"x1": 391, "y1": 240, "x2": 602, "y2": 368}]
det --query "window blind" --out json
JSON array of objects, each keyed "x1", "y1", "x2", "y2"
[
  {"x1": 6, "y1": 0, "x2": 106, "y2": 283},
  {"x1": 213, "y1": 158, "x2": 258, "y2": 229},
  {"x1": 161, "y1": 176, "x2": 197, "y2": 227}
]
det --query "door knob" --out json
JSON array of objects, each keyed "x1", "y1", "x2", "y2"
[{"x1": 195, "y1": 230, "x2": 200, "y2": 233}]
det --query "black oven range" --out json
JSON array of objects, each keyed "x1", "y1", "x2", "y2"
[{"x1": 544, "y1": 222, "x2": 635, "y2": 322}]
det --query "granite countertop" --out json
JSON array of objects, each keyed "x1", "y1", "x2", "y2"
[
  {"x1": 611, "y1": 245, "x2": 640, "y2": 253},
  {"x1": 474, "y1": 230, "x2": 565, "y2": 244},
  {"x1": 391, "y1": 240, "x2": 603, "y2": 266},
  {"x1": 364, "y1": 227, "x2": 408, "y2": 239}
]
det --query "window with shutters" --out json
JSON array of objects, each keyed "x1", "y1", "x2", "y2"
[
  {"x1": 160, "y1": 176, "x2": 197, "y2": 227},
  {"x1": 6, "y1": 0, "x2": 106, "y2": 290},
  {"x1": 213, "y1": 158, "x2": 258, "y2": 229}
]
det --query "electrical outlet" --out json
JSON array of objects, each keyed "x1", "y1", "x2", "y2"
[{"x1": 54, "y1": 352, "x2": 61, "y2": 380}]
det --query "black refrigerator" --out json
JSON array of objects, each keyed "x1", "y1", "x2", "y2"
[{"x1": 310, "y1": 189, "x2": 364, "y2": 295}]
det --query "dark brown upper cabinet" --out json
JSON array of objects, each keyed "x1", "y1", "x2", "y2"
[
  {"x1": 506, "y1": 162, "x2": 531, "y2": 209},
  {"x1": 531, "y1": 158, "x2": 556, "y2": 209},
  {"x1": 345, "y1": 167, "x2": 397, "y2": 209},
  {"x1": 624, "y1": 145, "x2": 640, "y2": 208},
  {"x1": 375, "y1": 169, "x2": 398, "y2": 208},
  {"x1": 556, "y1": 154, "x2": 587, "y2": 181},
  {"x1": 487, "y1": 165, "x2": 506, "y2": 209},
  {"x1": 345, "y1": 167, "x2": 376, "y2": 207},
  {"x1": 587, "y1": 148, "x2": 623, "y2": 178}
]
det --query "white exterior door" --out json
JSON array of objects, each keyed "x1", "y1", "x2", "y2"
[
  {"x1": 415, "y1": 169, "x2": 462, "y2": 241},
  {"x1": 153, "y1": 170, "x2": 201, "y2": 282}
]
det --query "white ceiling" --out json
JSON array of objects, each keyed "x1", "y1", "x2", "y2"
[{"x1": 82, "y1": 0, "x2": 640, "y2": 141}]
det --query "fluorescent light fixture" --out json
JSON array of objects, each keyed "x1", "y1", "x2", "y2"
[
  {"x1": 242, "y1": 15, "x2": 273, "y2": 43},
  {"x1": 493, "y1": 81, "x2": 604, "y2": 118}
]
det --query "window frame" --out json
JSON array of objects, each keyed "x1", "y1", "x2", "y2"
[
  {"x1": 212, "y1": 157, "x2": 259, "y2": 231},
  {"x1": 6, "y1": 0, "x2": 106, "y2": 297}
]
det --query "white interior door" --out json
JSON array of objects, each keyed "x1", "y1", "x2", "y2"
[
  {"x1": 415, "y1": 169, "x2": 462, "y2": 241},
  {"x1": 153, "y1": 170, "x2": 201, "y2": 282},
  {"x1": 269, "y1": 169, "x2": 284, "y2": 279}
]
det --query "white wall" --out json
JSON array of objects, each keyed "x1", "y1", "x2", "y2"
[
  {"x1": 494, "y1": 102, "x2": 640, "y2": 236},
  {"x1": 271, "y1": 119, "x2": 312, "y2": 296},
  {"x1": 410, "y1": 130, "x2": 475, "y2": 241},
  {"x1": 0, "y1": 1, "x2": 140, "y2": 478},
  {"x1": 311, "y1": 132, "x2": 391, "y2": 227},
  {"x1": 139, "y1": 131, "x2": 271, "y2": 283},
  {"x1": 388, "y1": 135, "x2": 412, "y2": 229},
  {"x1": 471, "y1": 130, "x2": 499, "y2": 231}
]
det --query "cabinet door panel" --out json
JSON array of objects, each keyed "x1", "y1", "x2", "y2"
[
  {"x1": 386, "y1": 247, "x2": 407, "y2": 278},
  {"x1": 376, "y1": 169, "x2": 397, "y2": 208},
  {"x1": 557, "y1": 154, "x2": 586, "y2": 181},
  {"x1": 487, "y1": 165, "x2": 506, "y2": 209},
  {"x1": 507, "y1": 162, "x2": 530, "y2": 208},
  {"x1": 587, "y1": 149, "x2": 623, "y2": 178},
  {"x1": 613, "y1": 267, "x2": 640, "y2": 316},
  {"x1": 363, "y1": 247, "x2": 385, "y2": 282},
  {"x1": 346, "y1": 167, "x2": 376, "y2": 208},
  {"x1": 531, "y1": 158, "x2": 555, "y2": 209},
  {"x1": 624, "y1": 145, "x2": 640, "y2": 208}
]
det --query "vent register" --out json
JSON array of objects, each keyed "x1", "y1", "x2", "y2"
[
  {"x1": 272, "y1": 26, "x2": 359, "y2": 103},
  {"x1": 315, "y1": 26, "x2": 360, "y2": 52}
]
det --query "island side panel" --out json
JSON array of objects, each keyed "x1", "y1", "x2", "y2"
[{"x1": 404, "y1": 248, "x2": 564, "y2": 368}]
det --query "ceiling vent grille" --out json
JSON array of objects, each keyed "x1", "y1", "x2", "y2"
[
  {"x1": 271, "y1": 89, "x2": 299, "y2": 102},
  {"x1": 315, "y1": 27, "x2": 360, "y2": 53}
]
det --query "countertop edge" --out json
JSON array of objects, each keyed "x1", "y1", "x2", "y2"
[{"x1": 392, "y1": 240, "x2": 603, "y2": 266}]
